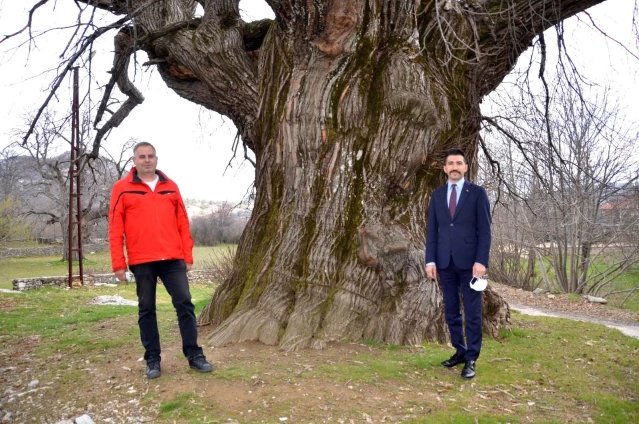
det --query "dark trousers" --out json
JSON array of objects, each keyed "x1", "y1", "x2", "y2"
[
  {"x1": 438, "y1": 257, "x2": 483, "y2": 361},
  {"x1": 129, "y1": 259, "x2": 203, "y2": 361}
]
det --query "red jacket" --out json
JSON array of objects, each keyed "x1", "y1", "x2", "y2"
[{"x1": 108, "y1": 167, "x2": 194, "y2": 271}]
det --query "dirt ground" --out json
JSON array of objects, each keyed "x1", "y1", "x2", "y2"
[
  {"x1": 2, "y1": 336, "x2": 450, "y2": 424},
  {"x1": 1, "y1": 284, "x2": 637, "y2": 423}
]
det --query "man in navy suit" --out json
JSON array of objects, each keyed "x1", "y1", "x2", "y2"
[{"x1": 425, "y1": 148, "x2": 491, "y2": 379}]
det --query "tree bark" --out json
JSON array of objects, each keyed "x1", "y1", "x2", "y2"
[{"x1": 80, "y1": 0, "x2": 606, "y2": 349}]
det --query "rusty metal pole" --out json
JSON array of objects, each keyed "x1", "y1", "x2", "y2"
[
  {"x1": 74, "y1": 67, "x2": 84, "y2": 285},
  {"x1": 67, "y1": 67, "x2": 84, "y2": 288},
  {"x1": 67, "y1": 69, "x2": 77, "y2": 288}
]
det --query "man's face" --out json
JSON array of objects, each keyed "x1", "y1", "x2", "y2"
[
  {"x1": 133, "y1": 145, "x2": 158, "y2": 175},
  {"x1": 443, "y1": 154, "x2": 468, "y2": 183}
]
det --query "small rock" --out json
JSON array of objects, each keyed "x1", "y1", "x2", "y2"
[
  {"x1": 75, "y1": 414, "x2": 95, "y2": 424},
  {"x1": 547, "y1": 294, "x2": 555, "y2": 299},
  {"x1": 88, "y1": 296, "x2": 137, "y2": 306},
  {"x1": 0, "y1": 289, "x2": 24, "y2": 294},
  {"x1": 533, "y1": 288, "x2": 544, "y2": 295},
  {"x1": 585, "y1": 295, "x2": 607, "y2": 304},
  {"x1": 28, "y1": 380, "x2": 39, "y2": 389}
]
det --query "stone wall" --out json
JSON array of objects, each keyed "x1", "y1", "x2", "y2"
[
  {"x1": 12, "y1": 274, "x2": 118, "y2": 291},
  {"x1": 0, "y1": 243, "x2": 110, "y2": 259},
  {"x1": 12, "y1": 269, "x2": 219, "y2": 291}
]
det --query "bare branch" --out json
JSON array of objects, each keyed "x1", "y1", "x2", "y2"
[
  {"x1": 537, "y1": 33, "x2": 565, "y2": 166},
  {"x1": 581, "y1": 11, "x2": 639, "y2": 61},
  {"x1": 21, "y1": 0, "x2": 162, "y2": 147},
  {"x1": 476, "y1": 0, "x2": 608, "y2": 96},
  {"x1": 0, "y1": 0, "x2": 50, "y2": 45},
  {"x1": 481, "y1": 116, "x2": 547, "y2": 185}
]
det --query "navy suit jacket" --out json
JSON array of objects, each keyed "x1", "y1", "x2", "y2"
[{"x1": 425, "y1": 181, "x2": 491, "y2": 270}]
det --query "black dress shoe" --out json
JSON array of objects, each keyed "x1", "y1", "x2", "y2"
[
  {"x1": 441, "y1": 353, "x2": 465, "y2": 368},
  {"x1": 461, "y1": 360, "x2": 476, "y2": 379}
]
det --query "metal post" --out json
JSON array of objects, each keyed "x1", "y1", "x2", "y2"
[
  {"x1": 67, "y1": 69, "x2": 76, "y2": 288},
  {"x1": 67, "y1": 67, "x2": 84, "y2": 288},
  {"x1": 74, "y1": 67, "x2": 84, "y2": 285}
]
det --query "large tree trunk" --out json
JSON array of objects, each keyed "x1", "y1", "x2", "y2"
[
  {"x1": 81, "y1": 0, "x2": 606, "y2": 349},
  {"x1": 200, "y1": 2, "x2": 501, "y2": 349}
]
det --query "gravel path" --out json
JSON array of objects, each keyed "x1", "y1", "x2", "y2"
[{"x1": 492, "y1": 282, "x2": 639, "y2": 339}]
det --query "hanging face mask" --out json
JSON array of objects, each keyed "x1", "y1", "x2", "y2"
[{"x1": 470, "y1": 276, "x2": 488, "y2": 292}]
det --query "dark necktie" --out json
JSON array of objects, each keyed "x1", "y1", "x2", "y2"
[{"x1": 449, "y1": 184, "x2": 457, "y2": 218}]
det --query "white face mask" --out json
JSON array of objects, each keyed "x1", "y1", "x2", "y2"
[{"x1": 470, "y1": 277, "x2": 488, "y2": 292}]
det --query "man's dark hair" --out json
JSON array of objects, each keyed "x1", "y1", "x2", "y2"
[
  {"x1": 444, "y1": 148, "x2": 468, "y2": 164},
  {"x1": 133, "y1": 142, "x2": 156, "y2": 155}
]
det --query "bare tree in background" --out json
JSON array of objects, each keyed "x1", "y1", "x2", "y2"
[
  {"x1": 0, "y1": 147, "x2": 34, "y2": 242},
  {"x1": 190, "y1": 202, "x2": 248, "y2": 246},
  {"x1": 8, "y1": 110, "x2": 133, "y2": 260},
  {"x1": 3, "y1": 0, "x2": 634, "y2": 349},
  {"x1": 0, "y1": 145, "x2": 27, "y2": 201},
  {"x1": 0, "y1": 197, "x2": 32, "y2": 243},
  {"x1": 482, "y1": 79, "x2": 639, "y2": 296}
]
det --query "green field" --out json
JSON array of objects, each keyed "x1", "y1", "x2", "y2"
[{"x1": 0, "y1": 245, "x2": 235, "y2": 290}]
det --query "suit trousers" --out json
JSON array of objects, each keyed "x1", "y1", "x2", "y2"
[
  {"x1": 129, "y1": 259, "x2": 203, "y2": 361},
  {"x1": 438, "y1": 257, "x2": 483, "y2": 361}
]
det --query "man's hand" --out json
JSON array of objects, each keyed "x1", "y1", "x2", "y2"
[
  {"x1": 425, "y1": 264, "x2": 437, "y2": 280},
  {"x1": 186, "y1": 263, "x2": 192, "y2": 272},
  {"x1": 473, "y1": 263, "x2": 487, "y2": 278},
  {"x1": 114, "y1": 269, "x2": 127, "y2": 281}
]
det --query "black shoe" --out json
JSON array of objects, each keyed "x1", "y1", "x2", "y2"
[
  {"x1": 441, "y1": 353, "x2": 465, "y2": 368},
  {"x1": 145, "y1": 358, "x2": 161, "y2": 379},
  {"x1": 461, "y1": 360, "x2": 476, "y2": 379},
  {"x1": 188, "y1": 353, "x2": 213, "y2": 373}
]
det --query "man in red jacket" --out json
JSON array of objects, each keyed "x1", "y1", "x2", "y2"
[{"x1": 109, "y1": 142, "x2": 212, "y2": 379}]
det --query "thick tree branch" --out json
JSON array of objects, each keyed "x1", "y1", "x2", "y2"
[
  {"x1": 133, "y1": 0, "x2": 261, "y2": 149},
  {"x1": 142, "y1": 17, "x2": 202, "y2": 43},
  {"x1": 241, "y1": 19, "x2": 273, "y2": 51},
  {"x1": 90, "y1": 29, "x2": 144, "y2": 159},
  {"x1": 76, "y1": 0, "x2": 136, "y2": 15}
]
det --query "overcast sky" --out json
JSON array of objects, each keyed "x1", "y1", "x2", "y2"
[{"x1": 0, "y1": 1, "x2": 637, "y2": 202}]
